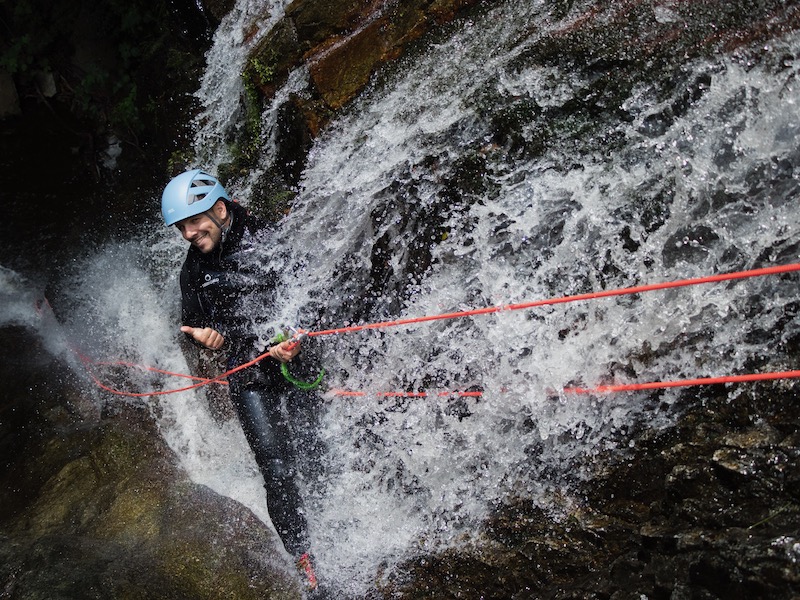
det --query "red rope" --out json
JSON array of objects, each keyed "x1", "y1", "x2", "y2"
[
  {"x1": 80, "y1": 262, "x2": 800, "y2": 397},
  {"x1": 328, "y1": 389, "x2": 486, "y2": 398},
  {"x1": 327, "y1": 370, "x2": 800, "y2": 398},
  {"x1": 308, "y1": 262, "x2": 800, "y2": 337},
  {"x1": 86, "y1": 357, "x2": 230, "y2": 384},
  {"x1": 563, "y1": 369, "x2": 800, "y2": 394},
  {"x1": 76, "y1": 349, "x2": 270, "y2": 398}
]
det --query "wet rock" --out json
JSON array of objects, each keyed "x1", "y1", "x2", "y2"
[
  {"x1": 281, "y1": 0, "x2": 481, "y2": 108},
  {"x1": 380, "y1": 383, "x2": 800, "y2": 599},
  {"x1": 722, "y1": 426, "x2": 783, "y2": 449},
  {"x1": 240, "y1": 0, "x2": 485, "y2": 179},
  {"x1": 1, "y1": 403, "x2": 299, "y2": 599},
  {"x1": 287, "y1": 0, "x2": 377, "y2": 49},
  {"x1": 0, "y1": 70, "x2": 20, "y2": 118},
  {"x1": 307, "y1": 18, "x2": 391, "y2": 110},
  {"x1": 662, "y1": 225, "x2": 720, "y2": 268},
  {"x1": 202, "y1": 0, "x2": 236, "y2": 23},
  {"x1": 0, "y1": 325, "x2": 299, "y2": 599}
]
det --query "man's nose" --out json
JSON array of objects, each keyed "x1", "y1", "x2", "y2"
[{"x1": 181, "y1": 224, "x2": 197, "y2": 240}]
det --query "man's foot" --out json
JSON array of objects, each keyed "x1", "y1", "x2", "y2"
[{"x1": 296, "y1": 552, "x2": 318, "y2": 591}]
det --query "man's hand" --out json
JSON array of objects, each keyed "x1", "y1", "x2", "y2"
[
  {"x1": 181, "y1": 326, "x2": 225, "y2": 350},
  {"x1": 270, "y1": 340, "x2": 301, "y2": 363}
]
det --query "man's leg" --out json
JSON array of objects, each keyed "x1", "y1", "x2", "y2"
[{"x1": 229, "y1": 375, "x2": 310, "y2": 557}]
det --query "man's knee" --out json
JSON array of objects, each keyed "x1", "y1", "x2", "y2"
[{"x1": 234, "y1": 388, "x2": 281, "y2": 445}]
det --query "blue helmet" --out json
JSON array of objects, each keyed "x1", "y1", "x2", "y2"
[{"x1": 161, "y1": 169, "x2": 230, "y2": 226}]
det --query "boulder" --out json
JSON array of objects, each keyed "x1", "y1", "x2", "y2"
[
  {"x1": 0, "y1": 324, "x2": 299, "y2": 599},
  {"x1": 244, "y1": 0, "x2": 484, "y2": 132},
  {"x1": 1, "y1": 405, "x2": 299, "y2": 599},
  {"x1": 0, "y1": 71, "x2": 20, "y2": 118}
]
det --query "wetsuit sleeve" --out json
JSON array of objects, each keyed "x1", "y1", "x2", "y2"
[{"x1": 180, "y1": 262, "x2": 209, "y2": 328}]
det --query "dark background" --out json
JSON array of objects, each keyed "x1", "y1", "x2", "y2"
[{"x1": 0, "y1": 0, "x2": 216, "y2": 276}]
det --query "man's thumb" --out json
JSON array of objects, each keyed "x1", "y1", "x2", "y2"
[{"x1": 180, "y1": 326, "x2": 195, "y2": 335}]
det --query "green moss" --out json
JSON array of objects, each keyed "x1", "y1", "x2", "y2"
[
  {"x1": 232, "y1": 54, "x2": 282, "y2": 167},
  {"x1": 248, "y1": 186, "x2": 297, "y2": 222},
  {"x1": 249, "y1": 56, "x2": 276, "y2": 85},
  {"x1": 168, "y1": 149, "x2": 196, "y2": 175},
  {"x1": 156, "y1": 538, "x2": 296, "y2": 600},
  {"x1": 242, "y1": 52, "x2": 278, "y2": 98}
]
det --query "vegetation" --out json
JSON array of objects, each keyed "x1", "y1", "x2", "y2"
[
  {"x1": 0, "y1": 0, "x2": 204, "y2": 162},
  {"x1": 234, "y1": 53, "x2": 279, "y2": 166}
]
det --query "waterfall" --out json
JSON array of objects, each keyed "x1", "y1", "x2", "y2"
[
  {"x1": 258, "y1": 2, "x2": 800, "y2": 590},
  {"x1": 10, "y1": 0, "x2": 795, "y2": 595},
  {"x1": 192, "y1": 0, "x2": 293, "y2": 167}
]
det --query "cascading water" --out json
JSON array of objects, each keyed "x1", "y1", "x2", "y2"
[
  {"x1": 255, "y1": 4, "x2": 800, "y2": 589},
  {"x1": 6, "y1": 0, "x2": 798, "y2": 595},
  {"x1": 192, "y1": 0, "x2": 293, "y2": 168},
  {"x1": 146, "y1": 0, "x2": 800, "y2": 591}
]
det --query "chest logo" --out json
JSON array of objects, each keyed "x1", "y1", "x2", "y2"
[{"x1": 202, "y1": 274, "x2": 220, "y2": 288}]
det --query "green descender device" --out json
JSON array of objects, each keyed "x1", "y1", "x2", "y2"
[{"x1": 269, "y1": 327, "x2": 326, "y2": 391}]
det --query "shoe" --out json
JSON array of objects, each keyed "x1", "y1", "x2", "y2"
[{"x1": 296, "y1": 552, "x2": 318, "y2": 591}]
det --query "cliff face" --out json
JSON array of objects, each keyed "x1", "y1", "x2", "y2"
[
  {"x1": 0, "y1": 1, "x2": 485, "y2": 597},
  {"x1": 384, "y1": 384, "x2": 800, "y2": 599},
  {"x1": 245, "y1": 0, "x2": 481, "y2": 111},
  {"x1": 217, "y1": 0, "x2": 489, "y2": 207},
  {"x1": 0, "y1": 322, "x2": 299, "y2": 599}
]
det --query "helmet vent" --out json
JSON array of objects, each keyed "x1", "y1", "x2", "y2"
[
  {"x1": 191, "y1": 178, "x2": 216, "y2": 188},
  {"x1": 187, "y1": 178, "x2": 217, "y2": 205}
]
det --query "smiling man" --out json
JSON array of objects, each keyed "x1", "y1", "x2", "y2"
[
  {"x1": 174, "y1": 202, "x2": 227, "y2": 255},
  {"x1": 161, "y1": 169, "x2": 321, "y2": 592}
]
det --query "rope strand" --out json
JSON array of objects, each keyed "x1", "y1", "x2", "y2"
[
  {"x1": 78, "y1": 262, "x2": 800, "y2": 398},
  {"x1": 326, "y1": 370, "x2": 800, "y2": 398},
  {"x1": 308, "y1": 262, "x2": 800, "y2": 338}
]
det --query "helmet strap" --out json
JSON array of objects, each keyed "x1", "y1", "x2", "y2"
[
  {"x1": 204, "y1": 204, "x2": 230, "y2": 231},
  {"x1": 220, "y1": 211, "x2": 233, "y2": 245},
  {"x1": 204, "y1": 209, "x2": 223, "y2": 229},
  {"x1": 204, "y1": 205, "x2": 233, "y2": 247}
]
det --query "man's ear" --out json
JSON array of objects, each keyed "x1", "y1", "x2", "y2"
[{"x1": 213, "y1": 199, "x2": 228, "y2": 221}]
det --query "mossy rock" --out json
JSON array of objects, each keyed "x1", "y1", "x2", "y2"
[{"x1": 2, "y1": 404, "x2": 299, "y2": 599}]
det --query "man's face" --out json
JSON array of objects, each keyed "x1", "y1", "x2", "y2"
[{"x1": 175, "y1": 201, "x2": 227, "y2": 254}]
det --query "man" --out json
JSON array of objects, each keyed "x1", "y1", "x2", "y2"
[{"x1": 161, "y1": 169, "x2": 320, "y2": 591}]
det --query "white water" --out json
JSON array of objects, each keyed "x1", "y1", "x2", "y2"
[
  {"x1": 4, "y1": 0, "x2": 798, "y2": 595},
  {"x1": 192, "y1": 0, "x2": 293, "y2": 168},
  {"x1": 264, "y1": 4, "x2": 800, "y2": 589}
]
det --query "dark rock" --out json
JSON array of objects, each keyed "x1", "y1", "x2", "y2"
[
  {"x1": 0, "y1": 70, "x2": 20, "y2": 118},
  {"x1": 238, "y1": 0, "x2": 487, "y2": 180},
  {"x1": 1, "y1": 402, "x2": 298, "y2": 599},
  {"x1": 0, "y1": 323, "x2": 299, "y2": 599},
  {"x1": 662, "y1": 225, "x2": 720, "y2": 268},
  {"x1": 202, "y1": 0, "x2": 236, "y2": 23},
  {"x1": 380, "y1": 382, "x2": 800, "y2": 599},
  {"x1": 286, "y1": 0, "x2": 376, "y2": 48}
]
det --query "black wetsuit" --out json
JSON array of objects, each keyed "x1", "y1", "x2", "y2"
[{"x1": 179, "y1": 201, "x2": 314, "y2": 557}]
